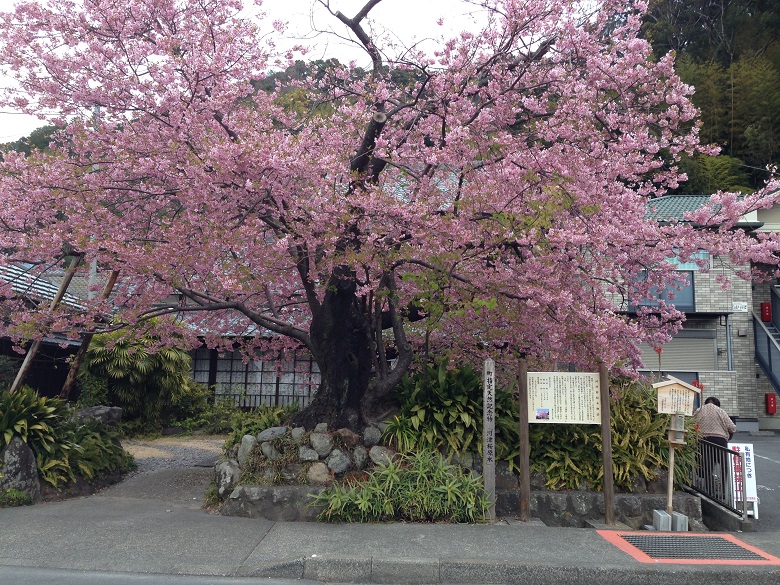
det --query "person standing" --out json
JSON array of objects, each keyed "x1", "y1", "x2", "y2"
[
  {"x1": 694, "y1": 396, "x2": 737, "y2": 498},
  {"x1": 695, "y1": 396, "x2": 737, "y2": 447}
]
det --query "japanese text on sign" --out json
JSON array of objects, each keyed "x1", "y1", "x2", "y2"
[
  {"x1": 728, "y1": 443, "x2": 758, "y2": 503},
  {"x1": 657, "y1": 385, "x2": 697, "y2": 416},
  {"x1": 484, "y1": 360, "x2": 495, "y2": 464},
  {"x1": 527, "y1": 372, "x2": 601, "y2": 424}
]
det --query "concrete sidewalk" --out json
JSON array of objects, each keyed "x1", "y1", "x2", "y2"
[{"x1": 2, "y1": 468, "x2": 780, "y2": 584}]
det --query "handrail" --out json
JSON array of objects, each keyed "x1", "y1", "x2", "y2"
[
  {"x1": 771, "y1": 285, "x2": 780, "y2": 330},
  {"x1": 754, "y1": 313, "x2": 780, "y2": 393},
  {"x1": 688, "y1": 440, "x2": 748, "y2": 519}
]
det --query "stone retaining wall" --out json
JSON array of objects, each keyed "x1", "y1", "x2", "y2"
[
  {"x1": 216, "y1": 422, "x2": 704, "y2": 528},
  {"x1": 221, "y1": 483, "x2": 703, "y2": 527}
]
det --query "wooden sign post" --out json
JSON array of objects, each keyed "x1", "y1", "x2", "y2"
[
  {"x1": 483, "y1": 358, "x2": 496, "y2": 522},
  {"x1": 518, "y1": 358, "x2": 531, "y2": 522},
  {"x1": 599, "y1": 363, "x2": 614, "y2": 526},
  {"x1": 652, "y1": 377, "x2": 699, "y2": 517}
]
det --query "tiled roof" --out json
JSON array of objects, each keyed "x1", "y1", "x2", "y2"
[
  {"x1": 645, "y1": 195, "x2": 718, "y2": 223},
  {"x1": 0, "y1": 263, "x2": 86, "y2": 309}
]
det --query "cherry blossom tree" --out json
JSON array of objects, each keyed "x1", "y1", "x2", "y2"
[{"x1": 1, "y1": 0, "x2": 778, "y2": 429}]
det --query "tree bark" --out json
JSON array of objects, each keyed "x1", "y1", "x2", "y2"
[{"x1": 291, "y1": 268, "x2": 374, "y2": 431}]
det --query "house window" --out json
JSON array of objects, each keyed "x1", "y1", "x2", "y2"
[
  {"x1": 191, "y1": 347, "x2": 320, "y2": 408},
  {"x1": 631, "y1": 270, "x2": 696, "y2": 312},
  {"x1": 668, "y1": 250, "x2": 710, "y2": 271}
]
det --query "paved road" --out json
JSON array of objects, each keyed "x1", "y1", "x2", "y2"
[
  {"x1": 0, "y1": 567, "x2": 320, "y2": 585},
  {"x1": 736, "y1": 434, "x2": 780, "y2": 531}
]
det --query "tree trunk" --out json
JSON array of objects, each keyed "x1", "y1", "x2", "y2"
[{"x1": 291, "y1": 269, "x2": 374, "y2": 431}]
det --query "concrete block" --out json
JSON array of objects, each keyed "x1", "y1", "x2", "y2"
[
  {"x1": 671, "y1": 512, "x2": 688, "y2": 532},
  {"x1": 652, "y1": 509, "x2": 671, "y2": 531}
]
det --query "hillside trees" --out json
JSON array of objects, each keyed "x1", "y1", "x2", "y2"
[
  {"x1": 642, "y1": 0, "x2": 780, "y2": 190},
  {"x1": 0, "y1": 0, "x2": 779, "y2": 430}
]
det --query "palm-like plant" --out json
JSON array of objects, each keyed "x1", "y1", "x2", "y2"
[{"x1": 80, "y1": 327, "x2": 195, "y2": 424}]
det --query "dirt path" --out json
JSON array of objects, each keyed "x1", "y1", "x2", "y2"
[{"x1": 121, "y1": 434, "x2": 227, "y2": 474}]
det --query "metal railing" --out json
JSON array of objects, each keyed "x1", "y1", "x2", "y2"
[
  {"x1": 754, "y1": 314, "x2": 780, "y2": 393},
  {"x1": 688, "y1": 439, "x2": 748, "y2": 518},
  {"x1": 213, "y1": 391, "x2": 313, "y2": 409}
]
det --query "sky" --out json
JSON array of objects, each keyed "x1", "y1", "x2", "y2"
[{"x1": 0, "y1": 0, "x2": 483, "y2": 142}]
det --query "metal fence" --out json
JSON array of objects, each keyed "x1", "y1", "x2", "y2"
[
  {"x1": 688, "y1": 439, "x2": 748, "y2": 518},
  {"x1": 213, "y1": 389, "x2": 315, "y2": 409}
]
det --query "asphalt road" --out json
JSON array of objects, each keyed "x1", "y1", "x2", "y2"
[
  {"x1": 739, "y1": 434, "x2": 780, "y2": 531},
  {"x1": 0, "y1": 568, "x2": 323, "y2": 585}
]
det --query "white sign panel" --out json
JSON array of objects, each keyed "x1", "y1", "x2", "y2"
[
  {"x1": 732, "y1": 301, "x2": 748, "y2": 313},
  {"x1": 527, "y1": 372, "x2": 601, "y2": 424},
  {"x1": 728, "y1": 443, "x2": 758, "y2": 503}
]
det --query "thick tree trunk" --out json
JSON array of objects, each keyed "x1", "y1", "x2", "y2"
[{"x1": 291, "y1": 270, "x2": 374, "y2": 431}]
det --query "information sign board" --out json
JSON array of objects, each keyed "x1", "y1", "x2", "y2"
[
  {"x1": 527, "y1": 372, "x2": 601, "y2": 424},
  {"x1": 728, "y1": 443, "x2": 758, "y2": 504},
  {"x1": 653, "y1": 377, "x2": 700, "y2": 416}
]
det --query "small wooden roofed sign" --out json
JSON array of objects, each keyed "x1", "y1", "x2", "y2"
[{"x1": 652, "y1": 376, "x2": 701, "y2": 416}]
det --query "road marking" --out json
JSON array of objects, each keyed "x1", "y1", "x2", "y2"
[
  {"x1": 755, "y1": 453, "x2": 780, "y2": 465},
  {"x1": 757, "y1": 485, "x2": 776, "y2": 491}
]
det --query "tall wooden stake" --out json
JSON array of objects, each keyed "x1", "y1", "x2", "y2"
[
  {"x1": 9, "y1": 259, "x2": 81, "y2": 395},
  {"x1": 483, "y1": 358, "x2": 496, "y2": 522},
  {"x1": 518, "y1": 358, "x2": 531, "y2": 521},
  {"x1": 599, "y1": 362, "x2": 615, "y2": 525},
  {"x1": 667, "y1": 444, "x2": 676, "y2": 516}
]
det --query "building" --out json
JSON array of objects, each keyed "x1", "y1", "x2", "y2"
[{"x1": 629, "y1": 195, "x2": 779, "y2": 431}]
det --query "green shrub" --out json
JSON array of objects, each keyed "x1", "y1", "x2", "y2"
[
  {"x1": 174, "y1": 392, "x2": 255, "y2": 435},
  {"x1": 382, "y1": 360, "x2": 519, "y2": 468},
  {"x1": 0, "y1": 488, "x2": 32, "y2": 507},
  {"x1": 311, "y1": 450, "x2": 490, "y2": 523},
  {"x1": 1, "y1": 387, "x2": 134, "y2": 489},
  {"x1": 79, "y1": 325, "x2": 199, "y2": 427},
  {"x1": 36, "y1": 419, "x2": 136, "y2": 489},
  {"x1": 0, "y1": 386, "x2": 64, "y2": 455},
  {"x1": 530, "y1": 379, "x2": 699, "y2": 491}
]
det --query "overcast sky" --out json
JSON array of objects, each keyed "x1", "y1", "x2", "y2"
[{"x1": 0, "y1": 0, "x2": 481, "y2": 142}]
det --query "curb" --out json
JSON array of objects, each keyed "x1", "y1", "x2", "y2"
[{"x1": 244, "y1": 556, "x2": 780, "y2": 585}]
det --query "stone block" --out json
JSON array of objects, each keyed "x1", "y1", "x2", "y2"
[
  {"x1": 653, "y1": 509, "x2": 672, "y2": 531},
  {"x1": 257, "y1": 426, "x2": 287, "y2": 442},
  {"x1": 672, "y1": 512, "x2": 688, "y2": 532},
  {"x1": 310, "y1": 432, "x2": 333, "y2": 457}
]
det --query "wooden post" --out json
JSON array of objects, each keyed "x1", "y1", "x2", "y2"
[
  {"x1": 9, "y1": 258, "x2": 81, "y2": 395},
  {"x1": 483, "y1": 358, "x2": 496, "y2": 522},
  {"x1": 667, "y1": 444, "x2": 676, "y2": 516},
  {"x1": 599, "y1": 362, "x2": 615, "y2": 525},
  {"x1": 518, "y1": 358, "x2": 531, "y2": 522},
  {"x1": 59, "y1": 270, "x2": 119, "y2": 399}
]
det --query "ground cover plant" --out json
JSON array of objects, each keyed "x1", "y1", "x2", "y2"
[
  {"x1": 383, "y1": 360, "x2": 519, "y2": 468},
  {"x1": 311, "y1": 450, "x2": 490, "y2": 523}
]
